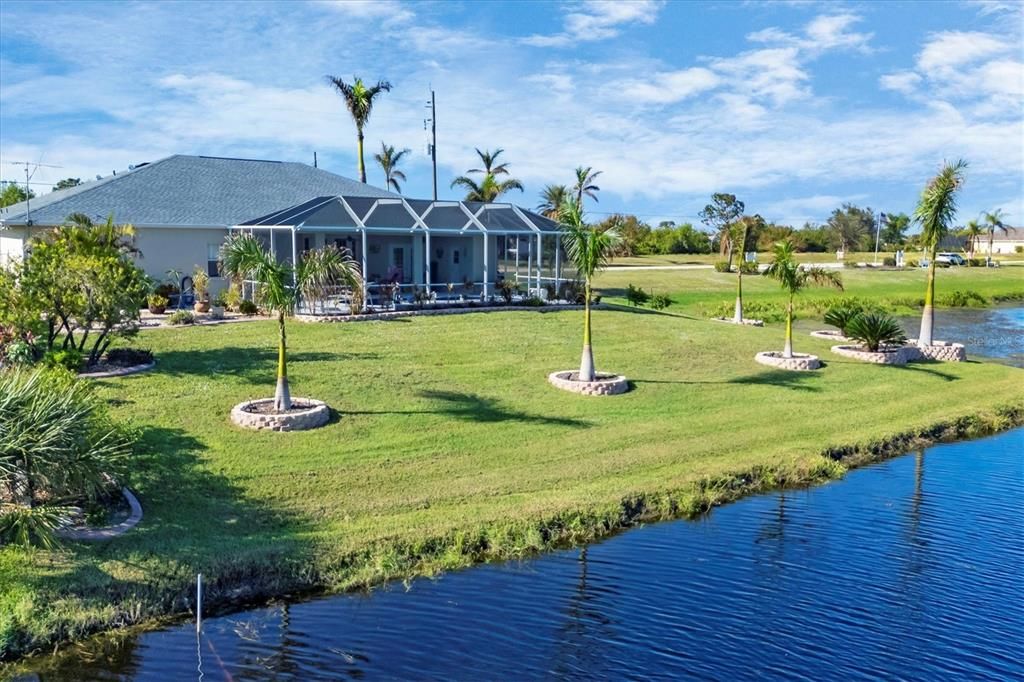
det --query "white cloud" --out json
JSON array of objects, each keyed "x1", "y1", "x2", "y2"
[
  {"x1": 522, "y1": 0, "x2": 662, "y2": 47},
  {"x1": 616, "y1": 67, "x2": 720, "y2": 104},
  {"x1": 707, "y1": 48, "x2": 809, "y2": 106},
  {"x1": 917, "y1": 30, "x2": 1011, "y2": 73},
  {"x1": 879, "y1": 70, "x2": 922, "y2": 95},
  {"x1": 312, "y1": 0, "x2": 414, "y2": 23},
  {"x1": 747, "y1": 12, "x2": 873, "y2": 54}
]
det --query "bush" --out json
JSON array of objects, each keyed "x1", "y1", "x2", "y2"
[
  {"x1": 496, "y1": 279, "x2": 520, "y2": 305},
  {"x1": 166, "y1": 310, "x2": 196, "y2": 325},
  {"x1": 882, "y1": 256, "x2": 897, "y2": 267},
  {"x1": 238, "y1": 300, "x2": 258, "y2": 316},
  {"x1": 153, "y1": 282, "x2": 178, "y2": 299},
  {"x1": 559, "y1": 280, "x2": 585, "y2": 305},
  {"x1": 522, "y1": 296, "x2": 545, "y2": 307},
  {"x1": 823, "y1": 303, "x2": 866, "y2": 336},
  {"x1": 738, "y1": 260, "x2": 759, "y2": 274},
  {"x1": 967, "y1": 258, "x2": 986, "y2": 267},
  {"x1": 104, "y1": 348, "x2": 153, "y2": 366},
  {"x1": 1016, "y1": 246, "x2": 1023, "y2": 254},
  {"x1": 713, "y1": 261, "x2": 731, "y2": 273},
  {"x1": 224, "y1": 282, "x2": 243, "y2": 310},
  {"x1": 0, "y1": 368, "x2": 135, "y2": 547},
  {"x1": 625, "y1": 283, "x2": 650, "y2": 307},
  {"x1": 147, "y1": 294, "x2": 168, "y2": 313},
  {"x1": 649, "y1": 293, "x2": 672, "y2": 310},
  {"x1": 939, "y1": 290, "x2": 988, "y2": 307},
  {"x1": 845, "y1": 312, "x2": 907, "y2": 352},
  {"x1": 906, "y1": 259, "x2": 919, "y2": 268},
  {"x1": 43, "y1": 348, "x2": 83, "y2": 372},
  {"x1": 212, "y1": 290, "x2": 228, "y2": 307}
]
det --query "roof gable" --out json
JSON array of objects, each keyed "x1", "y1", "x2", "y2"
[{"x1": 0, "y1": 155, "x2": 397, "y2": 228}]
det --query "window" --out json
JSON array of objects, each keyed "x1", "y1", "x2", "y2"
[
  {"x1": 207, "y1": 244, "x2": 221, "y2": 277},
  {"x1": 452, "y1": 249, "x2": 460, "y2": 265},
  {"x1": 303, "y1": 236, "x2": 312, "y2": 252}
]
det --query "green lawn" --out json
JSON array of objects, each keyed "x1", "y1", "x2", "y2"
[
  {"x1": 607, "y1": 252, "x2": 1023, "y2": 267},
  {"x1": 595, "y1": 262, "x2": 1024, "y2": 317},
  {"x1": 3, "y1": 297, "x2": 1023, "y2": 660}
]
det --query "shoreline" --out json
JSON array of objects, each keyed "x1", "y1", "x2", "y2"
[{"x1": 7, "y1": 402, "x2": 1022, "y2": 666}]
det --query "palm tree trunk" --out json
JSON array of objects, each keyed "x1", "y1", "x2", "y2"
[
  {"x1": 357, "y1": 129, "x2": 366, "y2": 184},
  {"x1": 919, "y1": 259, "x2": 936, "y2": 347},
  {"x1": 783, "y1": 294, "x2": 794, "y2": 358},
  {"x1": 987, "y1": 230, "x2": 994, "y2": 264},
  {"x1": 274, "y1": 311, "x2": 292, "y2": 411},
  {"x1": 578, "y1": 282, "x2": 595, "y2": 382},
  {"x1": 733, "y1": 270, "x2": 743, "y2": 323}
]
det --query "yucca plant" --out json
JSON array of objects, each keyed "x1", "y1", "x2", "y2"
[
  {"x1": 762, "y1": 241, "x2": 844, "y2": 358},
  {"x1": 560, "y1": 196, "x2": 619, "y2": 381},
  {"x1": 823, "y1": 303, "x2": 865, "y2": 337},
  {"x1": 221, "y1": 235, "x2": 362, "y2": 410},
  {"x1": 0, "y1": 504, "x2": 74, "y2": 550},
  {"x1": 845, "y1": 312, "x2": 908, "y2": 352}
]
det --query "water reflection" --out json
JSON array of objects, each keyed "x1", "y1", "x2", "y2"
[{"x1": 16, "y1": 429, "x2": 1024, "y2": 681}]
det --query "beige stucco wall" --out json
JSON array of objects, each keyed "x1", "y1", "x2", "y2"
[
  {"x1": 0, "y1": 228, "x2": 25, "y2": 268},
  {"x1": 992, "y1": 240, "x2": 1024, "y2": 254},
  {"x1": 133, "y1": 227, "x2": 230, "y2": 291}
]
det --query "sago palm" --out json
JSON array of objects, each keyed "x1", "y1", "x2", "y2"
[
  {"x1": 220, "y1": 234, "x2": 362, "y2": 410},
  {"x1": 560, "y1": 197, "x2": 619, "y2": 381},
  {"x1": 537, "y1": 184, "x2": 569, "y2": 220},
  {"x1": 374, "y1": 143, "x2": 410, "y2": 193},
  {"x1": 983, "y1": 208, "x2": 1008, "y2": 262},
  {"x1": 845, "y1": 312, "x2": 907, "y2": 353},
  {"x1": 326, "y1": 76, "x2": 392, "y2": 183},
  {"x1": 762, "y1": 241, "x2": 843, "y2": 358},
  {"x1": 573, "y1": 166, "x2": 602, "y2": 205},
  {"x1": 914, "y1": 159, "x2": 967, "y2": 346}
]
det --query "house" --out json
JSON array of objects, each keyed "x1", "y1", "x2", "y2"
[
  {"x1": 0, "y1": 154, "x2": 562, "y2": 302},
  {"x1": 989, "y1": 226, "x2": 1024, "y2": 255}
]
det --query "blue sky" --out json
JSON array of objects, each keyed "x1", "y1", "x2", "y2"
[{"x1": 1, "y1": 0, "x2": 1021, "y2": 228}]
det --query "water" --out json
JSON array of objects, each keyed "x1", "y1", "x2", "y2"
[
  {"x1": 897, "y1": 305, "x2": 1024, "y2": 367},
  {"x1": 18, "y1": 428, "x2": 1024, "y2": 680}
]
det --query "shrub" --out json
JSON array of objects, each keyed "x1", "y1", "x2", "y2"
[
  {"x1": 939, "y1": 290, "x2": 988, "y2": 307},
  {"x1": 522, "y1": 296, "x2": 545, "y2": 307},
  {"x1": 147, "y1": 294, "x2": 168, "y2": 313},
  {"x1": 906, "y1": 259, "x2": 919, "y2": 268},
  {"x1": 738, "y1": 260, "x2": 759, "y2": 274},
  {"x1": 967, "y1": 258, "x2": 986, "y2": 267},
  {"x1": 238, "y1": 299, "x2": 258, "y2": 316},
  {"x1": 1, "y1": 325, "x2": 38, "y2": 367},
  {"x1": 43, "y1": 348, "x2": 83, "y2": 372},
  {"x1": 153, "y1": 282, "x2": 178, "y2": 299},
  {"x1": 1016, "y1": 246, "x2": 1023, "y2": 254},
  {"x1": 104, "y1": 348, "x2": 153, "y2": 366},
  {"x1": 559, "y1": 279, "x2": 585, "y2": 304},
  {"x1": 166, "y1": 310, "x2": 196, "y2": 325},
  {"x1": 882, "y1": 256, "x2": 897, "y2": 267},
  {"x1": 845, "y1": 312, "x2": 907, "y2": 352},
  {"x1": 212, "y1": 290, "x2": 228, "y2": 307},
  {"x1": 823, "y1": 303, "x2": 865, "y2": 336},
  {"x1": 713, "y1": 261, "x2": 731, "y2": 273},
  {"x1": 649, "y1": 293, "x2": 672, "y2": 310},
  {"x1": 496, "y1": 279, "x2": 519, "y2": 304},
  {"x1": 224, "y1": 281, "x2": 243, "y2": 310},
  {"x1": 625, "y1": 283, "x2": 650, "y2": 307},
  {"x1": 0, "y1": 504, "x2": 74, "y2": 550},
  {"x1": 192, "y1": 267, "x2": 210, "y2": 301}
]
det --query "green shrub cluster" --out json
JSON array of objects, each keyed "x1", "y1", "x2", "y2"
[
  {"x1": 166, "y1": 310, "x2": 196, "y2": 325},
  {"x1": 238, "y1": 300, "x2": 259, "y2": 316},
  {"x1": 713, "y1": 261, "x2": 731, "y2": 273},
  {"x1": 625, "y1": 283, "x2": 671, "y2": 311}
]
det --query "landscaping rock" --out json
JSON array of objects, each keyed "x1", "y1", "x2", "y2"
[
  {"x1": 831, "y1": 344, "x2": 909, "y2": 365},
  {"x1": 904, "y1": 341, "x2": 967, "y2": 362},
  {"x1": 548, "y1": 370, "x2": 630, "y2": 396},
  {"x1": 231, "y1": 398, "x2": 331, "y2": 431},
  {"x1": 754, "y1": 351, "x2": 821, "y2": 371}
]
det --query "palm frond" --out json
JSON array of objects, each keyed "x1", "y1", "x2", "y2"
[{"x1": 914, "y1": 159, "x2": 968, "y2": 253}]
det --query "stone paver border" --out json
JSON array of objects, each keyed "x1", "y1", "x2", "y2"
[
  {"x1": 79, "y1": 361, "x2": 156, "y2": 379},
  {"x1": 712, "y1": 317, "x2": 765, "y2": 327},
  {"x1": 754, "y1": 351, "x2": 822, "y2": 371},
  {"x1": 231, "y1": 397, "x2": 331, "y2": 431},
  {"x1": 831, "y1": 344, "x2": 909, "y2": 365},
  {"x1": 57, "y1": 487, "x2": 143, "y2": 542},
  {"x1": 548, "y1": 370, "x2": 630, "y2": 396},
  {"x1": 904, "y1": 340, "x2": 967, "y2": 362}
]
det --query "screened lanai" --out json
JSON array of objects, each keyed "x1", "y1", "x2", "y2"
[{"x1": 233, "y1": 195, "x2": 567, "y2": 311}]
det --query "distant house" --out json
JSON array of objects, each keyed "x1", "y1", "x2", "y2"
[
  {"x1": 0, "y1": 154, "x2": 562, "y2": 300},
  {"x1": 990, "y1": 226, "x2": 1024, "y2": 255}
]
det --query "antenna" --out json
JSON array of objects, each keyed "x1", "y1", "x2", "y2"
[
  {"x1": 7, "y1": 160, "x2": 62, "y2": 228},
  {"x1": 424, "y1": 89, "x2": 437, "y2": 200}
]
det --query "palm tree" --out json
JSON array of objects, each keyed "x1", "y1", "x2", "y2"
[
  {"x1": 982, "y1": 208, "x2": 1008, "y2": 264},
  {"x1": 729, "y1": 216, "x2": 757, "y2": 323},
  {"x1": 560, "y1": 197, "x2": 619, "y2": 381},
  {"x1": 573, "y1": 166, "x2": 602, "y2": 206},
  {"x1": 762, "y1": 241, "x2": 843, "y2": 358},
  {"x1": 220, "y1": 234, "x2": 362, "y2": 410},
  {"x1": 374, "y1": 143, "x2": 410, "y2": 193},
  {"x1": 537, "y1": 184, "x2": 569, "y2": 220},
  {"x1": 325, "y1": 76, "x2": 392, "y2": 183},
  {"x1": 961, "y1": 218, "x2": 984, "y2": 262},
  {"x1": 914, "y1": 159, "x2": 967, "y2": 346},
  {"x1": 451, "y1": 148, "x2": 523, "y2": 201}
]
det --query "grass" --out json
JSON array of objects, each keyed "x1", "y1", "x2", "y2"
[
  {"x1": 595, "y1": 262, "x2": 1024, "y2": 318},
  {"x1": 607, "y1": 252, "x2": 1023, "y2": 267},
  {"x1": 3, "y1": 280, "x2": 1023, "y2": 662}
]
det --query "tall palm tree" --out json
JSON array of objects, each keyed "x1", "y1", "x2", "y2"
[
  {"x1": 961, "y1": 219, "x2": 984, "y2": 262},
  {"x1": 560, "y1": 197, "x2": 619, "y2": 381},
  {"x1": 730, "y1": 216, "x2": 756, "y2": 323},
  {"x1": 982, "y1": 208, "x2": 1008, "y2": 264},
  {"x1": 762, "y1": 241, "x2": 843, "y2": 358},
  {"x1": 537, "y1": 184, "x2": 569, "y2": 220},
  {"x1": 573, "y1": 166, "x2": 602, "y2": 206},
  {"x1": 325, "y1": 76, "x2": 392, "y2": 183},
  {"x1": 220, "y1": 234, "x2": 362, "y2": 410},
  {"x1": 451, "y1": 148, "x2": 523, "y2": 201},
  {"x1": 374, "y1": 143, "x2": 410, "y2": 193},
  {"x1": 914, "y1": 159, "x2": 967, "y2": 346}
]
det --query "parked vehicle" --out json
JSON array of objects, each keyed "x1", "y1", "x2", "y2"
[{"x1": 935, "y1": 252, "x2": 966, "y2": 266}]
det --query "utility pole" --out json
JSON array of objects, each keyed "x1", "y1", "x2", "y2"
[
  {"x1": 874, "y1": 211, "x2": 886, "y2": 265},
  {"x1": 425, "y1": 90, "x2": 437, "y2": 200},
  {"x1": 7, "y1": 160, "x2": 61, "y2": 259}
]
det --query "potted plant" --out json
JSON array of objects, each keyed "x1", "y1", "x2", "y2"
[
  {"x1": 147, "y1": 293, "x2": 168, "y2": 315},
  {"x1": 192, "y1": 267, "x2": 210, "y2": 313},
  {"x1": 210, "y1": 290, "x2": 227, "y2": 319}
]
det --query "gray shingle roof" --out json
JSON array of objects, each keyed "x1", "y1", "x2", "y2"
[{"x1": 0, "y1": 154, "x2": 397, "y2": 228}]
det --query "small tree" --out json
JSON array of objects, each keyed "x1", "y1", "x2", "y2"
[
  {"x1": 220, "y1": 235, "x2": 362, "y2": 410},
  {"x1": 700, "y1": 193, "x2": 745, "y2": 270},
  {"x1": 845, "y1": 313, "x2": 907, "y2": 352},
  {"x1": 728, "y1": 215, "x2": 764, "y2": 323},
  {"x1": 982, "y1": 208, "x2": 1008, "y2": 264},
  {"x1": 914, "y1": 160, "x2": 967, "y2": 346},
  {"x1": 560, "y1": 197, "x2": 619, "y2": 381},
  {"x1": 762, "y1": 241, "x2": 843, "y2": 358}
]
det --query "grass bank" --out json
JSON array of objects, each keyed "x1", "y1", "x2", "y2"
[
  {"x1": 595, "y1": 263, "x2": 1024, "y2": 319},
  {"x1": 3, "y1": 308, "x2": 1023, "y2": 662}
]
